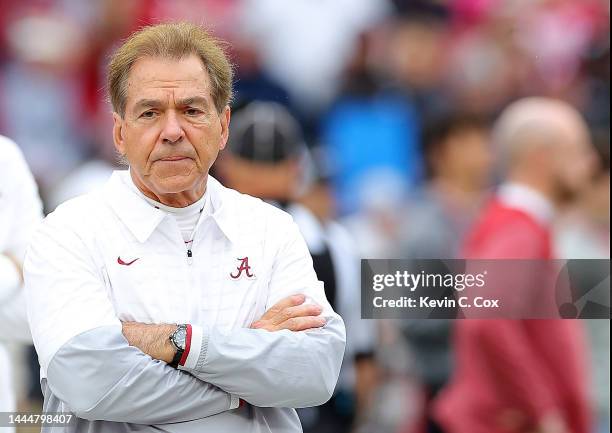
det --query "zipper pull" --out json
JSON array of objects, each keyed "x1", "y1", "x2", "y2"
[{"x1": 187, "y1": 249, "x2": 193, "y2": 265}]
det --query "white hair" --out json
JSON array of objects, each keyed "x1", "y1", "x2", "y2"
[{"x1": 492, "y1": 97, "x2": 586, "y2": 172}]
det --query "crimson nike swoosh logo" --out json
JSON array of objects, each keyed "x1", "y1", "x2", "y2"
[{"x1": 117, "y1": 257, "x2": 140, "y2": 266}]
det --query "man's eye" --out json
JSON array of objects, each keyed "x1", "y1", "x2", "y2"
[
  {"x1": 185, "y1": 108, "x2": 202, "y2": 116},
  {"x1": 140, "y1": 111, "x2": 156, "y2": 118}
]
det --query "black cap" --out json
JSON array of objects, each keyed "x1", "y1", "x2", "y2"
[{"x1": 227, "y1": 101, "x2": 306, "y2": 162}]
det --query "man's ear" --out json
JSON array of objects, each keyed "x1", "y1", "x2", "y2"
[
  {"x1": 112, "y1": 112, "x2": 127, "y2": 156},
  {"x1": 218, "y1": 105, "x2": 231, "y2": 151}
]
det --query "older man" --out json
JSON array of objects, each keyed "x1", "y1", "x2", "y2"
[
  {"x1": 434, "y1": 98, "x2": 596, "y2": 433},
  {"x1": 0, "y1": 135, "x2": 43, "y2": 433},
  {"x1": 24, "y1": 23, "x2": 345, "y2": 433}
]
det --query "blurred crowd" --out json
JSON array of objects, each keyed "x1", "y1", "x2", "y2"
[{"x1": 0, "y1": 0, "x2": 609, "y2": 433}]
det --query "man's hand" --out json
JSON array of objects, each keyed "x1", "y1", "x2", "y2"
[
  {"x1": 535, "y1": 412, "x2": 570, "y2": 433},
  {"x1": 499, "y1": 409, "x2": 570, "y2": 433},
  {"x1": 250, "y1": 294, "x2": 326, "y2": 332},
  {"x1": 122, "y1": 322, "x2": 177, "y2": 364},
  {"x1": 122, "y1": 294, "x2": 325, "y2": 362}
]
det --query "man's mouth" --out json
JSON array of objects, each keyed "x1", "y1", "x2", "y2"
[{"x1": 159, "y1": 156, "x2": 190, "y2": 162}]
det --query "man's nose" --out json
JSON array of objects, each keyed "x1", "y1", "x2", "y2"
[{"x1": 160, "y1": 111, "x2": 184, "y2": 144}]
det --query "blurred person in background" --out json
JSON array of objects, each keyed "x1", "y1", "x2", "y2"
[
  {"x1": 397, "y1": 112, "x2": 493, "y2": 433},
  {"x1": 400, "y1": 112, "x2": 493, "y2": 259},
  {"x1": 322, "y1": 29, "x2": 422, "y2": 218},
  {"x1": 383, "y1": 4, "x2": 452, "y2": 126},
  {"x1": 239, "y1": 0, "x2": 390, "y2": 116},
  {"x1": 511, "y1": 0, "x2": 608, "y2": 100},
  {"x1": 434, "y1": 97, "x2": 597, "y2": 433},
  {"x1": 0, "y1": 1, "x2": 98, "y2": 192},
  {"x1": 230, "y1": 36, "x2": 292, "y2": 113},
  {"x1": 443, "y1": 2, "x2": 525, "y2": 115},
  {"x1": 216, "y1": 101, "x2": 378, "y2": 433},
  {"x1": 555, "y1": 137, "x2": 610, "y2": 433},
  {"x1": 323, "y1": 28, "x2": 423, "y2": 260},
  {"x1": 0, "y1": 135, "x2": 43, "y2": 431}
]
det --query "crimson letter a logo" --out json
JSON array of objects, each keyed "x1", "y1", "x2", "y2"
[{"x1": 230, "y1": 257, "x2": 255, "y2": 279}]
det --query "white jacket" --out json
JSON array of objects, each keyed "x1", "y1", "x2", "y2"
[
  {"x1": 25, "y1": 170, "x2": 345, "y2": 432},
  {"x1": 0, "y1": 135, "x2": 43, "y2": 427}
]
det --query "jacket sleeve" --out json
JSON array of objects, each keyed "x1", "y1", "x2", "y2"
[
  {"x1": 0, "y1": 287, "x2": 31, "y2": 343},
  {"x1": 179, "y1": 215, "x2": 346, "y2": 408},
  {"x1": 24, "y1": 212, "x2": 235, "y2": 423},
  {"x1": 1, "y1": 136, "x2": 43, "y2": 261},
  {"x1": 0, "y1": 137, "x2": 42, "y2": 343}
]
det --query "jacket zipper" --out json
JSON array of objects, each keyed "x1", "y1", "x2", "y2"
[{"x1": 185, "y1": 206, "x2": 206, "y2": 266}]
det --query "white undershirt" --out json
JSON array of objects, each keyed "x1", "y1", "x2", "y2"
[
  {"x1": 124, "y1": 171, "x2": 210, "y2": 243},
  {"x1": 142, "y1": 193, "x2": 209, "y2": 243}
]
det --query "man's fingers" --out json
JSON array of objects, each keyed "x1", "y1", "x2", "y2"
[
  {"x1": 250, "y1": 294, "x2": 323, "y2": 331},
  {"x1": 259, "y1": 294, "x2": 306, "y2": 321},
  {"x1": 271, "y1": 303, "x2": 322, "y2": 325},
  {"x1": 279, "y1": 316, "x2": 326, "y2": 332},
  {"x1": 251, "y1": 313, "x2": 326, "y2": 332}
]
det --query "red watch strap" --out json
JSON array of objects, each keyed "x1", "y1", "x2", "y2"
[{"x1": 178, "y1": 324, "x2": 192, "y2": 367}]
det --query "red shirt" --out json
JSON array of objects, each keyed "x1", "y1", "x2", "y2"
[{"x1": 433, "y1": 198, "x2": 592, "y2": 433}]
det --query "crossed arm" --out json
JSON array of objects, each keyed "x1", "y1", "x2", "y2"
[
  {"x1": 121, "y1": 294, "x2": 325, "y2": 365},
  {"x1": 119, "y1": 294, "x2": 344, "y2": 408}
]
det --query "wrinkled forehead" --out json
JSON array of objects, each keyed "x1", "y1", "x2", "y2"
[{"x1": 125, "y1": 55, "x2": 213, "y2": 105}]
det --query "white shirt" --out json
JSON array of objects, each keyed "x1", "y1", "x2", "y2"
[
  {"x1": 0, "y1": 135, "x2": 43, "y2": 426},
  {"x1": 25, "y1": 170, "x2": 345, "y2": 432},
  {"x1": 498, "y1": 182, "x2": 555, "y2": 226}
]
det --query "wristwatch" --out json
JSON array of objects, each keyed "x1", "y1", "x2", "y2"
[{"x1": 169, "y1": 324, "x2": 188, "y2": 368}]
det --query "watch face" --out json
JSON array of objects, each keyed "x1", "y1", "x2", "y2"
[{"x1": 173, "y1": 326, "x2": 187, "y2": 351}]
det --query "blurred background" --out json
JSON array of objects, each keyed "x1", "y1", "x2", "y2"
[{"x1": 0, "y1": 0, "x2": 609, "y2": 432}]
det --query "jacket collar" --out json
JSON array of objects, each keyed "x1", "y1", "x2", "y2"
[
  {"x1": 497, "y1": 182, "x2": 555, "y2": 226},
  {"x1": 207, "y1": 175, "x2": 240, "y2": 244},
  {"x1": 103, "y1": 170, "x2": 239, "y2": 244}
]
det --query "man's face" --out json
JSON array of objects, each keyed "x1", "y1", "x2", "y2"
[
  {"x1": 442, "y1": 128, "x2": 493, "y2": 189},
  {"x1": 552, "y1": 119, "x2": 596, "y2": 203},
  {"x1": 113, "y1": 55, "x2": 230, "y2": 204}
]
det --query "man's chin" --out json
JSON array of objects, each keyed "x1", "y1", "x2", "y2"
[{"x1": 150, "y1": 172, "x2": 206, "y2": 194}]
